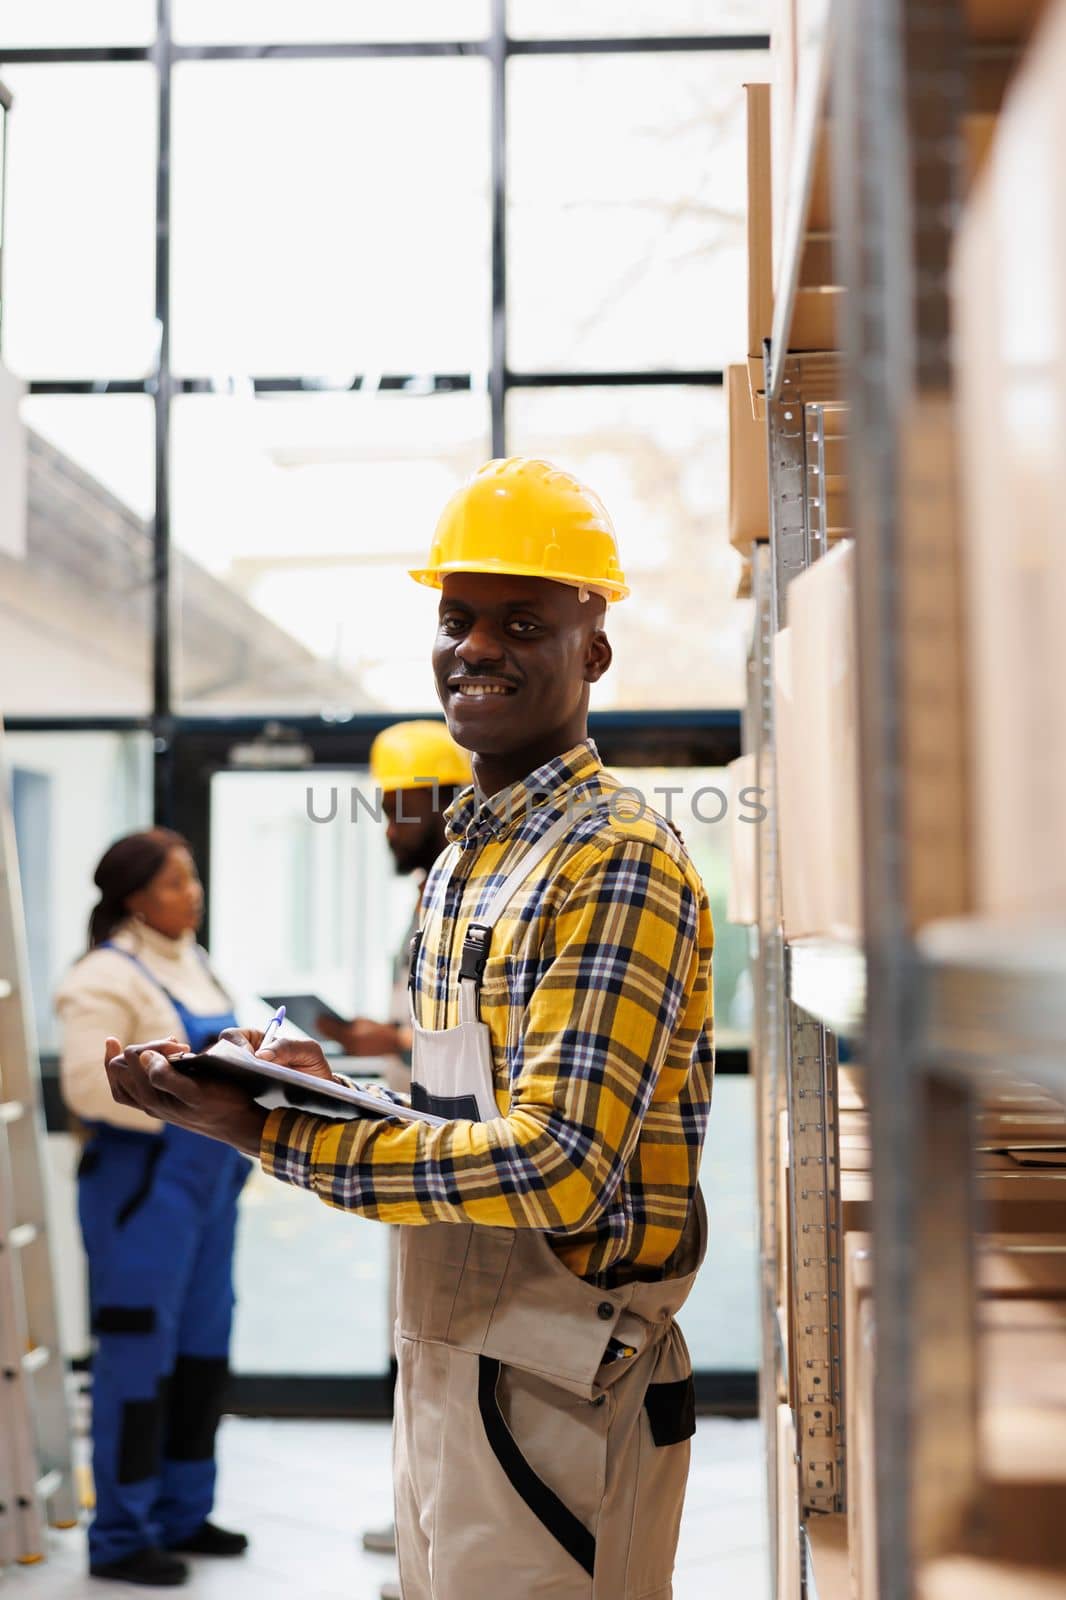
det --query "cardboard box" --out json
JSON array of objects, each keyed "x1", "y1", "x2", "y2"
[
  {"x1": 727, "y1": 364, "x2": 769, "y2": 554},
  {"x1": 746, "y1": 83, "x2": 774, "y2": 361},
  {"x1": 777, "y1": 1402, "x2": 803, "y2": 1600},
  {"x1": 920, "y1": 1558, "x2": 1066, "y2": 1600},
  {"x1": 777, "y1": 544, "x2": 862, "y2": 939},
  {"x1": 790, "y1": 285, "x2": 844, "y2": 351},
  {"x1": 837, "y1": 1063, "x2": 867, "y2": 1111},
  {"x1": 954, "y1": 0, "x2": 1066, "y2": 918},
  {"x1": 838, "y1": 1169, "x2": 1066, "y2": 1238},
  {"x1": 805, "y1": 1513, "x2": 849, "y2": 1600},
  {"x1": 774, "y1": 626, "x2": 823, "y2": 938},
  {"x1": 843, "y1": 1233, "x2": 878, "y2": 1600},
  {"x1": 726, "y1": 752, "x2": 759, "y2": 925},
  {"x1": 848, "y1": 1237, "x2": 1066, "y2": 1598},
  {"x1": 965, "y1": 0, "x2": 1051, "y2": 45}
]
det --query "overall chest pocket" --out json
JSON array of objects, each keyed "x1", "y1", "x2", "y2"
[{"x1": 477, "y1": 967, "x2": 524, "y2": 1074}]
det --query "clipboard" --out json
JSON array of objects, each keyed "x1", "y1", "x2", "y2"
[{"x1": 172, "y1": 1038, "x2": 446, "y2": 1127}]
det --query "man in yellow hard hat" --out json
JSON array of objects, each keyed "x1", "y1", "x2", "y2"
[{"x1": 107, "y1": 457, "x2": 715, "y2": 1600}]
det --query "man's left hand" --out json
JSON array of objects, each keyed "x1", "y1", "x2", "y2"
[{"x1": 105, "y1": 1036, "x2": 269, "y2": 1158}]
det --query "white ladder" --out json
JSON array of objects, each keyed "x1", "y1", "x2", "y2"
[{"x1": 0, "y1": 717, "x2": 77, "y2": 1565}]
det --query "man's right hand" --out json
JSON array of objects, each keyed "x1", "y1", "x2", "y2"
[{"x1": 219, "y1": 1027, "x2": 338, "y2": 1082}]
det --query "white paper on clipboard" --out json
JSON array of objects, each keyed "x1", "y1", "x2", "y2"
[{"x1": 174, "y1": 1038, "x2": 447, "y2": 1127}]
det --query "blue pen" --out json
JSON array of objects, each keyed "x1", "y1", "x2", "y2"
[{"x1": 258, "y1": 1004, "x2": 286, "y2": 1055}]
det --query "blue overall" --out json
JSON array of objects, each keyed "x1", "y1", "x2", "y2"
[{"x1": 77, "y1": 948, "x2": 250, "y2": 1566}]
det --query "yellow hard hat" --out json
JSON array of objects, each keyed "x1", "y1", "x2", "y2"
[
  {"x1": 369, "y1": 721, "x2": 472, "y2": 794},
  {"x1": 409, "y1": 457, "x2": 629, "y2": 602}
]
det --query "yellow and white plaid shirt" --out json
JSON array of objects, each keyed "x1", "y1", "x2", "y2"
[{"x1": 261, "y1": 741, "x2": 714, "y2": 1285}]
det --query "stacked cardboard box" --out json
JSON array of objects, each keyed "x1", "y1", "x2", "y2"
[
  {"x1": 773, "y1": 543, "x2": 862, "y2": 941},
  {"x1": 954, "y1": 0, "x2": 1066, "y2": 918},
  {"x1": 726, "y1": 753, "x2": 760, "y2": 926},
  {"x1": 777, "y1": 1402, "x2": 803, "y2": 1600},
  {"x1": 728, "y1": 366, "x2": 769, "y2": 556}
]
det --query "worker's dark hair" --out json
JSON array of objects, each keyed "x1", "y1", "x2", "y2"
[{"x1": 87, "y1": 828, "x2": 190, "y2": 950}]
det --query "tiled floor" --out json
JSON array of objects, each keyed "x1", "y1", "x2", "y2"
[{"x1": 12, "y1": 1414, "x2": 769, "y2": 1599}]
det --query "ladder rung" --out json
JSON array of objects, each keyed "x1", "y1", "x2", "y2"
[
  {"x1": 35, "y1": 1469, "x2": 63, "y2": 1501},
  {"x1": 0, "y1": 1099, "x2": 25, "y2": 1124},
  {"x1": 9, "y1": 1223, "x2": 38, "y2": 1250},
  {"x1": 20, "y1": 1346, "x2": 51, "y2": 1376}
]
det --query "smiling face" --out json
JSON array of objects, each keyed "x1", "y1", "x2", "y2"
[{"x1": 432, "y1": 572, "x2": 612, "y2": 795}]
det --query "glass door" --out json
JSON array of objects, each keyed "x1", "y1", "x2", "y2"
[{"x1": 208, "y1": 764, "x2": 415, "y2": 1412}]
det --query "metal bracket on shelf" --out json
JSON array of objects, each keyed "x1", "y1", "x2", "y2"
[
  {"x1": 785, "y1": 963, "x2": 846, "y2": 1517},
  {"x1": 767, "y1": 352, "x2": 810, "y2": 629},
  {"x1": 804, "y1": 402, "x2": 850, "y2": 561}
]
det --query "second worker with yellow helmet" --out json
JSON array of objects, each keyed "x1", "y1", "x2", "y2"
[{"x1": 315, "y1": 720, "x2": 471, "y2": 1073}]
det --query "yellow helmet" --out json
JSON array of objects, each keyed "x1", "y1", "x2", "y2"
[
  {"x1": 409, "y1": 457, "x2": 629, "y2": 602},
  {"x1": 369, "y1": 721, "x2": 472, "y2": 794}
]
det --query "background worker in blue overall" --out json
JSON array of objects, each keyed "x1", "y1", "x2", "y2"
[
  {"x1": 56, "y1": 828, "x2": 250, "y2": 1587},
  {"x1": 103, "y1": 459, "x2": 716, "y2": 1600}
]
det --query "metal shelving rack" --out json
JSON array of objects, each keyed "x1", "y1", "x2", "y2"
[
  {"x1": 748, "y1": 352, "x2": 850, "y2": 1600},
  {"x1": 747, "y1": 3, "x2": 1065, "y2": 1598}
]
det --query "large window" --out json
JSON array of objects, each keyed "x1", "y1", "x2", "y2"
[
  {"x1": 171, "y1": 390, "x2": 487, "y2": 710},
  {"x1": 1, "y1": 10, "x2": 764, "y2": 724},
  {"x1": 508, "y1": 52, "x2": 757, "y2": 373}
]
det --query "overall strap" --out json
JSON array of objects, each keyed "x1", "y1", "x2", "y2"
[
  {"x1": 100, "y1": 940, "x2": 171, "y2": 999},
  {"x1": 407, "y1": 842, "x2": 465, "y2": 1003},
  {"x1": 456, "y1": 811, "x2": 579, "y2": 1022}
]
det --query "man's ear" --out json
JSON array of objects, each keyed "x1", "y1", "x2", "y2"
[{"x1": 585, "y1": 630, "x2": 613, "y2": 684}]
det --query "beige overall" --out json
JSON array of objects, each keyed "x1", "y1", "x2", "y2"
[{"x1": 394, "y1": 816, "x2": 708, "y2": 1600}]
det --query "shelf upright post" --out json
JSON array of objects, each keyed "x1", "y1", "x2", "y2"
[
  {"x1": 749, "y1": 540, "x2": 784, "y2": 1594},
  {"x1": 833, "y1": 1, "x2": 978, "y2": 1592},
  {"x1": 767, "y1": 359, "x2": 847, "y2": 1523}
]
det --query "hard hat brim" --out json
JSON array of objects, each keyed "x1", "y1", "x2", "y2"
[{"x1": 408, "y1": 560, "x2": 629, "y2": 603}]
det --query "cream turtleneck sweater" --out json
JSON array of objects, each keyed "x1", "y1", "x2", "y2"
[{"x1": 54, "y1": 920, "x2": 232, "y2": 1134}]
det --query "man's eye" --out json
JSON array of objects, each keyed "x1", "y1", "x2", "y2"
[
  {"x1": 440, "y1": 615, "x2": 467, "y2": 635},
  {"x1": 507, "y1": 618, "x2": 540, "y2": 635}
]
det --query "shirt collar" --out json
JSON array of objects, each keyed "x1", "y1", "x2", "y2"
[{"x1": 446, "y1": 739, "x2": 603, "y2": 845}]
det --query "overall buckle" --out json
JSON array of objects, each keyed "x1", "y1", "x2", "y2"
[
  {"x1": 408, "y1": 929, "x2": 423, "y2": 992},
  {"x1": 459, "y1": 923, "x2": 492, "y2": 984}
]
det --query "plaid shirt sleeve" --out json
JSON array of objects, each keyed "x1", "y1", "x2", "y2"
[{"x1": 260, "y1": 835, "x2": 702, "y2": 1232}]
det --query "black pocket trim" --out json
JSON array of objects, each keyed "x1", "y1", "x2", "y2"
[
  {"x1": 165, "y1": 1355, "x2": 230, "y2": 1461},
  {"x1": 94, "y1": 1305, "x2": 156, "y2": 1335},
  {"x1": 117, "y1": 1141, "x2": 164, "y2": 1227},
  {"x1": 477, "y1": 1355, "x2": 595, "y2": 1578},
  {"x1": 411, "y1": 1083, "x2": 481, "y2": 1122},
  {"x1": 118, "y1": 1382, "x2": 168, "y2": 1485},
  {"x1": 643, "y1": 1375, "x2": 696, "y2": 1447}
]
